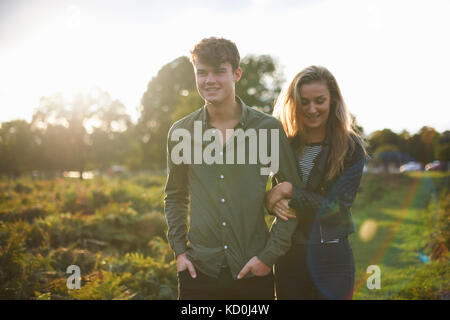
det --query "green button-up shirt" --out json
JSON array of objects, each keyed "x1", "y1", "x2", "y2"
[{"x1": 164, "y1": 97, "x2": 302, "y2": 279}]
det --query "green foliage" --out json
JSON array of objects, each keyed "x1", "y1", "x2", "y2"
[
  {"x1": 0, "y1": 175, "x2": 174, "y2": 299},
  {"x1": 171, "y1": 90, "x2": 204, "y2": 122},
  {"x1": 368, "y1": 126, "x2": 447, "y2": 166},
  {"x1": 389, "y1": 257, "x2": 449, "y2": 299},
  {"x1": 236, "y1": 54, "x2": 283, "y2": 113},
  {"x1": 0, "y1": 120, "x2": 39, "y2": 176},
  {"x1": 368, "y1": 129, "x2": 405, "y2": 155},
  {"x1": 68, "y1": 271, "x2": 137, "y2": 300},
  {"x1": 0, "y1": 220, "x2": 56, "y2": 299},
  {"x1": 49, "y1": 247, "x2": 99, "y2": 274},
  {"x1": 425, "y1": 189, "x2": 449, "y2": 260},
  {"x1": 138, "y1": 56, "x2": 196, "y2": 170},
  {"x1": 435, "y1": 131, "x2": 450, "y2": 163},
  {"x1": 102, "y1": 251, "x2": 177, "y2": 299}
]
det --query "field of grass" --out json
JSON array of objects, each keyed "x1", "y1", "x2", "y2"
[
  {"x1": 0, "y1": 171, "x2": 448, "y2": 299},
  {"x1": 351, "y1": 172, "x2": 449, "y2": 299}
]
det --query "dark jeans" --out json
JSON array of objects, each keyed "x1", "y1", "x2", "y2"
[
  {"x1": 275, "y1": 238, "x2": 355, "y2": 300},
  {"x1": 178, "y1": 266, "x2": 275, "y2": 300}
]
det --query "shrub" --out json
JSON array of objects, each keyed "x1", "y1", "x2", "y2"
[
  {"x1": 0, "y1": 222, "x2": 55, "y2": 299},
  {"x1": 425, "y1": 189, "x2": 449, "y2": 260},
  {"x1": 130, "y1": 212, "x2": 168, "y2": 244},
  {"x1": 69, "y1": 271, "x2": 136, "y2": 300},
  {"x1": 88, "y1": 203, "x2": 167, "y2": 254},
  {"x1": 35, "y1": 213, "x2": 92, "y2": 249},
  {"x1": 62, "y1": 190, "x2": 82, "y2": 213},
  {"x1": 49, "y1": 247, "x2": 99, "y2": 274},
  {"x1": 148, "y1": 236, "x2": 174, "y2": 264},
  {"x1": 391, "y1": 256, "x2": 450, "y2": 299},
  {"x1": 103, "y1": 252, "x2": 177, "y2": 300},
  {"x1": 14, "y1": 181, "x2": 33, "y2": 194},
  {"x1": 87, "y1": 189, "x2": 111, "y2": 212}
]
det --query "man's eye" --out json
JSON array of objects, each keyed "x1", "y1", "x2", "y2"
[
  {"x1": 301, "y1": 100, "x2": 309, "y2": 105},
  {"x1": 316, "y1": 99, "x2": 324, "y2": 104}
]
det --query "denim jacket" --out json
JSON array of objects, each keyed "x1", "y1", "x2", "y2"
[{"x1": 275, "y1": 134, "x2": 366, "y2": 244}]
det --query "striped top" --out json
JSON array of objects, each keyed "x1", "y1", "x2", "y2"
[
  {"x1": 298, "y1": 143, "x2": 323, "y2": 185},
  {"x1": 297, "y1": 142, "x2": 340, "y2": 244}
]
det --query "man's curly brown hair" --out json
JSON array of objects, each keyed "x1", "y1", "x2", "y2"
[{"x1": 190, "y1": 37, "x2": 240, "y2": 71}]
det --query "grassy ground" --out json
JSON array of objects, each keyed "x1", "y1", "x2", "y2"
[{"x1": 351, "y1": 172, "x2": 449, "y2": 299}]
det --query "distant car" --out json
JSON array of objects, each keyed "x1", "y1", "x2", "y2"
[
  {"x1": 400, "y1": 161, "x2": 422, "y2": 172},
  {"x1": 107, "y1": 165, "x2": 125, "y2": 175},
  {"x1": 425, "y1": 160, "x2": 442, "y2": 171}
]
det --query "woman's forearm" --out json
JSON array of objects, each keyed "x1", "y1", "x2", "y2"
[{"x1": 289, "y1": 157, "x2": 365, "y2": 221}]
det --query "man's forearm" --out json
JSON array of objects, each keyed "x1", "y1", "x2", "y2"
[
  {"x1": 164, "y1": 125, "x2": 190, "y2": 257},
  {"x1": 257, "y1": 120, "x2": 303, "y2": 266},
  {"x1": 257, "y1": 216, "x2": 298, "y2": 267},
  {"x1": 164, "y1": 189, "x2": 189, "y2": 256}
]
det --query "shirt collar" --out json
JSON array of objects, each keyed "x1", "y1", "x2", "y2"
[{"x1": 199, "y1": 96, "x2": 249, "y2": 130}]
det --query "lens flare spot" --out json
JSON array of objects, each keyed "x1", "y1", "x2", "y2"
[{"x1": 359, "y1": 219, "x2": 378, "y2": 242}]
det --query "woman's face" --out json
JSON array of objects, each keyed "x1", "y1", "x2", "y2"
[{"x1": 298, "y1": 81, "x2": 331, "y2": 133}]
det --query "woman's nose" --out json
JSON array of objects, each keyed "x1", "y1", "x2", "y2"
[{"x1": 304, "y1": 103, "x2": 316, "y2": 113}]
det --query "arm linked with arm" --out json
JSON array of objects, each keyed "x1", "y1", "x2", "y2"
[{"x1": 288, "y1": 147, "x2": 366, "y2": 222}]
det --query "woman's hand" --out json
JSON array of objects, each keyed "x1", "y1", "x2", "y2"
[
  {"x1": 273, "y1": 199, "x2": 297, "y2": 221},
  {"x1": 265, "y1": 181, "x2": 293, "y2": 212}
]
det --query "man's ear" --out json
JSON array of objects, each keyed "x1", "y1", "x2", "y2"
[{"x1": 234, "y1": 67, "x2": 242, "y2": 83}]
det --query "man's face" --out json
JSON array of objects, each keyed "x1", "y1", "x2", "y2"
[{"x1": 193, "y1": 59, "x2": 242, "y2": 105}]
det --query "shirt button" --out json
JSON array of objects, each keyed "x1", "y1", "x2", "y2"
[
  {"x1": 221, "y1": 198, "x2": 225, "y2": 203},
  {"x1": 220, "y1": 174, "x2": 224, "y2": 179},
  {"x1": 224, "y1": 245, "x2": 228, "y2": 249},
  {"x1": 222, "y1": 222, "x2": 227, "y2": 227},
  {"x1": 219, "y1": 151, "x2": 223, "y2": 156},
  {"x1": 212, "y1": 129, "x2": 216, "y2": 134}
]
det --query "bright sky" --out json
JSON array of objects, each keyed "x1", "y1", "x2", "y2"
[{"x1": 1, "y1": 0, "x2": 449, "y2": 135}]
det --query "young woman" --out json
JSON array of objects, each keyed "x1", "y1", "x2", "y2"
[{"x1": 266, "y1": 65, "x2": 367, "y2": 300}]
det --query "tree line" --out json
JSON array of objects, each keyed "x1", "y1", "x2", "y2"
[{"x1": 0, "y1": 55, "x2": 448, "y2": 177}]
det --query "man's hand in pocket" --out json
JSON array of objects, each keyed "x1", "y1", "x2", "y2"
[
  {"x1": 237, "y1": 256, "x2": 271, "y2": 279},
  {"x1": 176, "y1": 253, "x2": 197, "y2": 278}
]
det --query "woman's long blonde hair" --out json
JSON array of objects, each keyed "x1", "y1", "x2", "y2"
[{"x1": 273, "y1": 65, "x2": 366, "y2": 181}]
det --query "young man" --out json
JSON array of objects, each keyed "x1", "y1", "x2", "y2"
[{"x1": 164, "y1": 37, "x2": 302, "y2": 300}]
